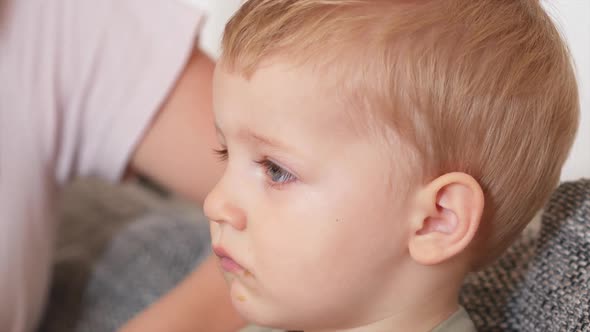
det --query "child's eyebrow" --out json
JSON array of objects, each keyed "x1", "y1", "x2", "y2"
[
  {"x1": 215, "y1": 123, "x2": 296, "y2": 153},
  {"x1": 214, "y1": 124, "x2": 226, "y2": 142},
  {"x1": 240, "y1": 127, "x2": 291, "y2": 151}
]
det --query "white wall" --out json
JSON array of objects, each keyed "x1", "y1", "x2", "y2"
[
  {"x1": 198, "y1": 0, "x2": 243, "y2": 59},
  {"x1": 198, "y1": 1, "x2": 590, "y2": 181},
  {"x1": 542, "y1": 0, "x2": 590, "y2": 181}
]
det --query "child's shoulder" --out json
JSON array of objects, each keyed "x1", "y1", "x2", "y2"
[{"x1": 432, "y1": 307, "x2": 477, "y2": 332}]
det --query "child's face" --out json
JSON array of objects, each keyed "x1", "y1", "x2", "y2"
[{"x1": 205, "y1": 62, "x2": 414, "y2": 329}]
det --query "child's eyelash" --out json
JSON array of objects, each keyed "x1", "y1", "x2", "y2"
[
  {"x1": 255, "y1": 159, "x2": 297, "y2": 188},
  {"x1": 212, "y1": 147, "x2": 296, "y2": 189},
  {"x1": 213, "y1": 147, "x2": 228, "y2": 161}
]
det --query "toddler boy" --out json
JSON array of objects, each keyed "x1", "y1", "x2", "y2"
[{"x1": 205, "y1": 0, "x2": 579, "y2": 331}]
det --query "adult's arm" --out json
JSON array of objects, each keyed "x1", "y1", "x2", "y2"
[
  {"x1": 122, "y1": 47, "x2": 245, "y2": 332},
  {"x1": 129, "y1": 47, "x2": 223, "y2": 203}
]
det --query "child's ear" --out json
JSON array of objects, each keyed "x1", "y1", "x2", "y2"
[{"x1": 408, "y1": 172, "x2": 484, "y2": 266}]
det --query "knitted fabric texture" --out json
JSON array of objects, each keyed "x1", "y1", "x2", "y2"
[{"x1": 461, "y1": 179, "x2": 590, "y2": 332}]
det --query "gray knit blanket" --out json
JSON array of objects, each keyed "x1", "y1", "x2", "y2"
[{"x1": 461, "y1": 179, "x2": 590, "y2": 331}]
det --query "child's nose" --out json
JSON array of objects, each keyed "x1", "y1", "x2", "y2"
[{"x1": 203, "y1": 180, "x2": 247, "y2": 231}]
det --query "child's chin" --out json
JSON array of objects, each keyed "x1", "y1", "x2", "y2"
[
  {"x1": 233, "y1": 300, "x2": 299, "y2": 330},
  {"x1": 248, "y1": 315, "x2": 308, "y2": 331}
]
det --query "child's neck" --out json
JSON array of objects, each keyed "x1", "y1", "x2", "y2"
[{"x1": 306, "y1": 297, "x2": 459, "y2": 332}]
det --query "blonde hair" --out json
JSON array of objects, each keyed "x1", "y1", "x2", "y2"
[{"x1": 220, "y1": 0, "x2": 580, "y2": 268}]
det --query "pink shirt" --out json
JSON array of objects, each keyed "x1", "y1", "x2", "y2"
[{"x1": 0, "y1": 0, "x2": 205, "y2": 330}]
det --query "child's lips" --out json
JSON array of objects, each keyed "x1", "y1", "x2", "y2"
[
  {"x1": 219, "y1": 256, "x2": 244, "y2": 273},
  {"x1": 213, "y1": 246, "x2": 246, "y2": 273}
]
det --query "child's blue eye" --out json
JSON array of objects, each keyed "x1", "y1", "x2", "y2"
[
  {"x1": 213, "y1": 147, "x2": 295, "y2": 188},
  {"x1": 256, "y1": 159, "x2": 296, "y2": 186}
]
